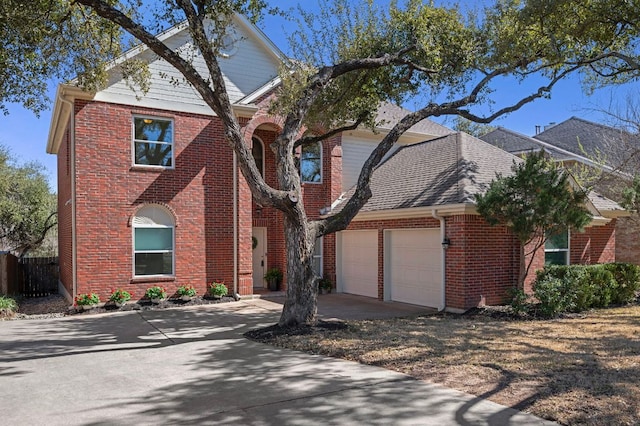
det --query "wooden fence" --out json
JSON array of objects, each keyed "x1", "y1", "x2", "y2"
[{"x1": 0, "y1": 253, "x2": 59, "y2": 297}]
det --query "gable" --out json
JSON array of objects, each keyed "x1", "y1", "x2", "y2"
[{"x1": 94, "y1": 15, "x2": 283, "y2": 115}]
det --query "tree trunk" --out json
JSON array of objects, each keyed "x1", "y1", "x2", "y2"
[
  {"x1": 278, "y1": 217, "x2": 319, "y2": 327},
  {"x1": 518, "y1": 243, "x2": 526, "y2": 290}
]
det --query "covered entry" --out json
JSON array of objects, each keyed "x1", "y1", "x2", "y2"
[
  {"x1": 337, "y1": 230, "x2": 378, "y2": 298},
  {"x1": 385, "y1": 228, "x2": 442, "y2": 308}
]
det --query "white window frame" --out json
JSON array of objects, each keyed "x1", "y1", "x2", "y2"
[
  {"x1": 251, "y1": 136, "x2": 265, "y2": 178},
  {"x1": 132, "y1": 115, "x2": 175, "y2": 169},
  {"x1": 312, "y1": 236, "x2": 323, "y2": 277},
  {"x1": 132, "y1": 206, "x2": 176, "y2": 278},
  {"x1": 301, "y1": 141, "x2": 322, "y2": 184},
  {"x1": 544, "y1": 229, "x2": 570, "y2": 266}
]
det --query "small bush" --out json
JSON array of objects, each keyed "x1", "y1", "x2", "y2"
[
  {"x1": 533, "y1": 263, "x2": 639, "y2": 317},
  {"x1": 603, "y1": 263, "x2": 640, "y2": 304},
  {"x1": 508, "y1": 288, "x2": 531, "y2": 315},
  {"x1": 0, "y1": 296, "x2": 18, "y2": 312}
]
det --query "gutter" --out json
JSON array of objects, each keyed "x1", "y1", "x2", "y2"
[{"x1": 431, "y1": 209, "x2": 446, "y2": 312}]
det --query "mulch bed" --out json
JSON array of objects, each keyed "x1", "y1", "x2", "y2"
[{"x1": 244, "y1": 319, "x2": 348, "y2": 341}]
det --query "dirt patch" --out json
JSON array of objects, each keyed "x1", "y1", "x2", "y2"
[{"x1": 251, "y1": 305, "x2": 640, "y2": 426}]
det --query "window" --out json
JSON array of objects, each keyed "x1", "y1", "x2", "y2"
[
  {"x1": 545, "y1": 229, "x2": 569, "y2": 266},
  {"x1": 301, "y1": 142, "x2": 322, "y2": 183},
  {"x1": 252, "y1": 136, "x2": 264, "y2": 177},
  {"x1": 312, "y1": 237, "x2": 323, "y2": 276},
  {"x1": 133, "y1": 205, "x2": 175, "y2": 276},
  {"x1": 133, "y1": 116, "x2": 173, "y2": 167}
]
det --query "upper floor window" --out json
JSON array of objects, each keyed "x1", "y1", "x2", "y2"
[
  {"x1": 252, "y1": 136, "x2": 264, "y2": 177},
  {"x1": 301, "y1": 142, "x2": 322, "y2": 183},
  {"x1": 133, "y1": 116, "x2": 174, "y2": 167},
  {"x1": 133, "y1": 205, "x2": 175, "y2": 277},
  {"x1": 545, "y1": 229, "x2": 569, "y2": 266}
]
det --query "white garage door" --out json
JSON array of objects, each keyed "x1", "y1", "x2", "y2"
[
  {"x1": 387, "y1": 229, "x2": 442, "y2": 308},
  {"x1": 339, "y1": 230, "x2": 378, "y2": 298}
]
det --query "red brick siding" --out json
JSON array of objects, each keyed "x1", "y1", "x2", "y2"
[
  {"x1": 588, "y1": 221, "x2": 616, "y2": 263},
  {"x1": 446, "y1": 215, "x2": 520, "y2": 310},
  {"x1": 71, "y1": 100, "x2": 242, "y2": 301},
  {"x1": 615, "y1": 216, "x2": 640, "y2": 264}
]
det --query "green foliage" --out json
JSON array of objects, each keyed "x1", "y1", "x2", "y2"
[
  {"x1": 109, "y1": 288, "x2": 132, "y2": 303},
  {"x1": 508, "y1": 288, "x2": 531, "y2": 315},
  {"x1": 176, "y1": 285, "x2": 197, "y2": 297},
  {"x1": 603, "y1": 263, "x2": 640, "y2": 304},
  {"x1": 75, "y1": 292, "x2": 100, "y2": 306},
  {"x1": 0, "y1": 145, "x2": 56, "y2": 256},
  {"x1": 0, "y1": 296, "x2": 18, "y2": 312},
  {"x1": 145, "y1": 286, "x2": 167, "y2": 300},
  {"x1": 209, "y1": 281, "x2": 228, "y2": 297},
  {"x1": 451, "y1": 116, "x2": 496, "y2": 138},
  {"x1": 532, "y1": 263, "x2": 639, "y2": 317},
  {"x1": 476, "y1": 151, "x2": 591, "y2": 244}
]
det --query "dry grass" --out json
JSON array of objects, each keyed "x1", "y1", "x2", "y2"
[{"x1": 262, "y1": 305, "x2": 640, "y2": 425}]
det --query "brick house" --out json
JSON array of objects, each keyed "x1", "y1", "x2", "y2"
[
  {"x1": 46, "y1": 17, "x2": 623, "y2": 311},
  {"x1": 481, "y1": 118, "x2": 638, "y2": 265}
]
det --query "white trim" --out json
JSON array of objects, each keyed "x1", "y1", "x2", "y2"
[
  {"x1": 432, "y1": 209, "x2": 447, "y2": 311},
  {"x1": 132, "y1": 205, "x2": 176, "y2": 278},
  {"x1": 239, "y1": 76, "x2": 281, "y2": 105},
  {"x1": 313, "y1": 236, "x2": 323, "y2": 277},
  {"x1": 132, "y1": 115, "x2": 175, "y2": 169}
]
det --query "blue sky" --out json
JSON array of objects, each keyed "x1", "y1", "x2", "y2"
[{"x1": 0, "y1": 0, "x2": 638, "y2": 190}]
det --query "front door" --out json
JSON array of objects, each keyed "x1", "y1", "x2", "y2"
[{"x1": 252, "y1": 227, "x2": 267, "y2": 289}]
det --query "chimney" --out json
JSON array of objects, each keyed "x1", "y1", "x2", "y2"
[
  {"x1": 535, "y1": 125, "x2": 541, "y2": 135},
  {"x1": 544, "y1": 122, "x2": 557, "y2": 131}
]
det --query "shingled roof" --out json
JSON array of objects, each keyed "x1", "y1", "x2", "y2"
[
  {"x1": 480, "y1": 127, "x2": 573, "y2": 160},
  {"x1": 534, "y1": 117, "x2": 639, "y2": 160},
  {"x1": 336, "y1": 132, "x2": 518, "y2": 213},
  {"x1": 375, "y1": 103, "x2": 453, "y2": 137},
  {"x1": 332, "y1": 131, "x2": 624, "y2": 218}
]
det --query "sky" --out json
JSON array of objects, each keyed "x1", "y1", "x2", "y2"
[{"x1": 1, "y1": 0, "x2": 638, "y2": 190}]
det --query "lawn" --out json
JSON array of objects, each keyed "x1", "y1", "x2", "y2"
[{"x1": 255, "y1": 305, "x2": 640, "y2": 426}]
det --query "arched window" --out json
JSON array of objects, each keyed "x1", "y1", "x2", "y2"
[
  {"x1": 252, "y1": 136, "x2": 264, "y2": 177},
  {"x1": 301, "y1": 141, "x2": 322, "y2": 183},
  {"x1": 133, "y1": 205, "x2": 175, "y2": 277}
]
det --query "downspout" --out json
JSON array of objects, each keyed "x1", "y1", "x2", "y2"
[
  {"x1": 432, "y1": 209, "x2": 446, "y2": 311},
  {"x1": 233, "y1": 151, "x2": 239, "y2": 299},
  {"x1": 59, "y1": 94, "x2": 77, "y2": 302}
]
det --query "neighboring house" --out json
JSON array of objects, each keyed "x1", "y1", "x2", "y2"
[
  {"x1": 481, "y1": 117, "x2": 638, "y2": 264},
  {"x1": 46, "y1": 16, "x2": 623, "y2": 312}
]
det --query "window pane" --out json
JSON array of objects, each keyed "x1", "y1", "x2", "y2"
[
  {"x1": 135, "y1": 228, "x2": 173, "y2": 251},
  {"x1": 252, "y1": 137, "x2": 264, "y2": 177},
  {"x1": 134, "y1": 118, "x2": 173, "y2": 142},
  {"x1": 301, "y1": 143, "x2": 321, "y2": 183},
  {"x1": 135, "y1": 252, "x2": 173, "y2": 275},
  {"x1": 312, "y1": 257, "x2": 322, "y2": 276},
  {"x1": 135, "y1": 142, "x2": 172, "y2": 166},
  {"x1": 546, "y1": 231, "x2": 568, "y2": 250},
  {"x1": 545, "y1": 251, "x2": 568, "y2": 266}
]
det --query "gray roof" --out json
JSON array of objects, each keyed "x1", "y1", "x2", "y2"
[
  {"x1": 534, "y1": 116, "x2": 639, "y2": 161},
  {"x1": 339, "y1": 132, "x2": 519, "y2": 213},
  {"x1": 480, "y1": 127, "x2": 573, "y2": 161},
  {"x1": 375, "y1": 103, "x2": 453, "y2": 137},
  {"x1": 332, "y1": 131, "x2": 623, "y2": 215}
]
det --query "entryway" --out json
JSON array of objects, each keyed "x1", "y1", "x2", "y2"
[{"x1": 252, "y1": 227, "x2": 267, "y2": 289}]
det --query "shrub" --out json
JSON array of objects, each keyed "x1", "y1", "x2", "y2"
[
  {"x1": 109, "y1": 288, "x2": 132, "y2": 304},
  {"x1": 209, "y1": 281, "x2": 228, "y2": 297},
  {"x1": 145, "y1": 286, "x2": 167, "y2": 300},
  {"x1": 75, "y1": 293, "x2": 100, "y2": 306},
  {"x1": 508, "y1": 288, "x2": 531, "y2": 315},
  {"x1": 0, "y1": 296, "x2": 18, "y2": 312},
  {"x1": 533, "y1": 263, "x2": 638, "y2": 317},
  {"x1": 603, "y1": 263, "x2": 640, "y2": 304},
  {"x1": 177, "y1": 285, "x2": 197, "y2": 297}
]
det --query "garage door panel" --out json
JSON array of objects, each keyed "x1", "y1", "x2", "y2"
[
  {"x1": 388, "y1": 229, "x2": 442, "y2": 308},
  {"x1": 340, "y1": 231, "x2": 378, "y2": 298}
]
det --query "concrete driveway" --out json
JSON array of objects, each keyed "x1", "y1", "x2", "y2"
[{"x1": 0, "y1": 298, "x2": 554, "y2": 425}]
